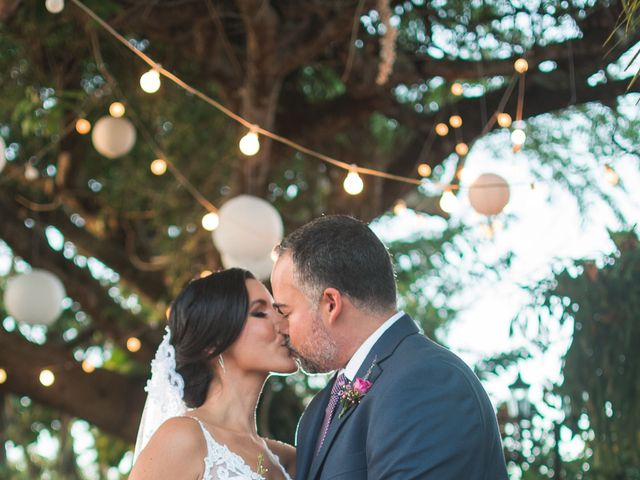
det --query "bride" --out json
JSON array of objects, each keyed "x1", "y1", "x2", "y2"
[{"x1": 129, "y1": 268, "x2": 297, "y2": 479}]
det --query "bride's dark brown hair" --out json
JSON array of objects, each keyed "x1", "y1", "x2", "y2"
[{"x1": 168, "y1": 268, "x2": 255, "y2": 408}]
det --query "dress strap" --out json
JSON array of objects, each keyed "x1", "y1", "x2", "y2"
[{"x1": 183, "y1": 416, "x2": 212, "y2": 443}]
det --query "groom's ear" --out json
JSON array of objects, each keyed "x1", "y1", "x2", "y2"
[{"x1": 320, "y1": 287, "x2": 343, "y2": 325}]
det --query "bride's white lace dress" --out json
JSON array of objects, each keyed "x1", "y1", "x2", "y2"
[{"x1": 189, "y1": 417, "x2": 293, "y2": 480}]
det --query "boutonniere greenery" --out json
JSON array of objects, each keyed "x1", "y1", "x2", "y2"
[{"x1": 338, "y1": 358, "x2": 377, "y2": 418}]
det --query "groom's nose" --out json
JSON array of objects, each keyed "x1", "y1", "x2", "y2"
[{"x1": 274, "y1": 313, "x2": 289, "y2": 335}]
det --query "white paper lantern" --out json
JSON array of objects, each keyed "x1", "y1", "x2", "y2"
[
  {"x1": 468, "y1": 173, "x2": 510, "y2": 216},
  {"x1": 91, "y1": 116, "x2": 136, "y2": 159},
  {"x1": 0, "y1": 137, "x2": 6, "y2": 173},
  {"x1": 221, "y1": 253, "x2": 274, "y2": 280},
  {"x1": 213, "y1": 195, "x2": 283, "y2": 261},
  {"x1": 4, "y1": 269, "x2": 66, "y2": 325}
]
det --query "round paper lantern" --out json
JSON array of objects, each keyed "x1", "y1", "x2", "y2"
[
  {"x1": 468, "y1": 173, "x2": 510, "y2": 216},
  {"x1": 0, "y1": 136, "x2": 6, "y2": 173},
  {"x1": 91, "y1": 116, "x2": 136, "y2": 158},
  {"x1": 213, "y1": 195, "x2": 283, "y2": 260},
  {"x1": 4, "y1": 269, "x2": 66, "y2": 325},
  {"x1": 221, "y1": 253, "x2": 274, "y2": 280}
]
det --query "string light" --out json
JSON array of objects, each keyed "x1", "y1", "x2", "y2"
[
  {"x1": 449, "y1": 115, "x2": 462, "y2": 128},
  {"x1": 514, "y1": 58, "x2": 529, "y2": 74},
  {"x1": 0, "y1": 368, "x2": 6, "y2": 384},
  {"x1": 81, "y1": 360, "x2": 95, "y2": 373},
  {"x1": 435, "y1": 123, "x2": 449, "y2": 136},
  {"x1": 497, "y1": 113, "x2": 512, "y2": 128},
  {"x1": 75, "y1": 118, "x2": 91, "y2": 134},
  {"x1": 150, "y1": 159, "x2": 167, "y2": 175},
  {"x1": 201, "y1": 212, "x2": 220, "y2": 231},
  {"x1": 200, "y1": 270, "x2": 213, "y2": 278},
  {"x1": 480, "y1": 223, "x2": 494, "y2": 239},
  {"x1": 343, "y1": 165, "x2": 364, "y2": 195},
  {"x1": 393, "y1": 200, "x2": 407, "y2": 215},
  {"x1": 417, "y1": 163, "x2": 432, "y2": 177},
  {"x1": 604, "y1": 164, "x2": 619, "y2": 186},
  {"x1": 126, "y1": 337, "x2": 142, "y2": 353},
  {"x1": 109, "y1": 102, "x2": 126, "y2": 118},
  {"x1": 511, "y1": 128, "x2": 526, "y2": 146},
  {"x1": 25, "y1": 163, "x2": 39, "y2": 181},
  {"x1": 39, "y1": 369, "x2": 55, "y2": 387},
  {"x1": 239, "y1": 129, "x2": 260, "y2": 156},
  {"x1": 45, "y1": 0, "x2": 64, "y2": 14},
  {"x1": 439, "y1": 189, "x2": 459, "y2": 214},
  {"x1": 140, "y1": 68, "x2": 161, "y2": 93},
  {"x1": 64, "y1": 0, "x2": 557, "y2": 212},
  {"x1": 455, "y1": 142, "x2": 469, "y2": 156},
  {"x1": 450, "y1": 82, "x2": 463, "y2": 96}
]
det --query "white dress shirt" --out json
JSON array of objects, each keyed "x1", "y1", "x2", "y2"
[{"x1": 342, "y1": 310, "x2": 405, "y2": 381}]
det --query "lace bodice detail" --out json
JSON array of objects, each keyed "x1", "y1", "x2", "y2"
[{"x1": 188, "y1": 417, "x2": 293, "y2": 480}]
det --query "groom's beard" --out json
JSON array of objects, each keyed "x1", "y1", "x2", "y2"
[{"x1": 284, "y1": 312, "x2": 337, "y2": 374}]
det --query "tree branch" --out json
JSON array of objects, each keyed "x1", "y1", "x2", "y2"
[
  {"x1": 0, "y1": 191, "x2": 160, "y2": 361},
  {"x1": 0, "y1": 329, "x2": 145, "y2": 442}
]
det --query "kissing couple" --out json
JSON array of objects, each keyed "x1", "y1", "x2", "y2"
[{"x1": 129, "y1": 215, "x2": 508, "y2": 479}]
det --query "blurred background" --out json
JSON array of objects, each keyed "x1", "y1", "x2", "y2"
[{"x1": 0, "y1": 0, "x2": 639, "y2": 478}]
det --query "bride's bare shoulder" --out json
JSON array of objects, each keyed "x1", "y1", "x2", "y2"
[{"x1": 129, "y1": 417, "x2": 206, "y2": 479}]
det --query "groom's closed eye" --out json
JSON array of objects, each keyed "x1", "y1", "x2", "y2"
[{"x1": 273, "y1": 304, "x2": 290, "y2": 319}]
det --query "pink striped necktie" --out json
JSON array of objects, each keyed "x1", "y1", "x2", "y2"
[{"x1": 315, "y1": 373, "x2": 348, "y2": 456}]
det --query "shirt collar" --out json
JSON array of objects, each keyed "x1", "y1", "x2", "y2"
[{"x1": 342, "y1": 310, "x2": 405, "y2": 381}]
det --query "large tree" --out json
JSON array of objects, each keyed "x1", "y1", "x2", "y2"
[{"x1": 0, "y1": 0, "x2": 638, "y2": 473}]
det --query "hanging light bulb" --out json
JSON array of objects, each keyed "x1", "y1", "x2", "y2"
[
  {"x1": 200, "y1": 270, "x2": 213, "y2": 278},
  {"x1": 497, "y1": 113, "x2": 512, "y2": 128},
  {"x1": 455, "y1": 142, "x2": 469, "y2": 156},
  {"x1": 450, "y1": 82, "x2": 463, "y2": 96},
  {"x1": 511, "y1": 128, "x2": 526, "y2": 146},
  {"x1": 140, "y1": 68, "x2": 161, "y2": 94},
  {"x1": 449, "y1": 115, "x2": 462, "y2": 128},
  {"x1": 81, "y1": 360, "x2": 95, "y2": 373},
  {"x1": 109, "y1": 102, "x2": 126, "y2": 118},
  {"x1": 126, "y1": 337, "x2": 142, "y2": 353},
  {"x1": 604, "y1": 164, "x2": 619, "y2": 186},
  {"x1": 239, "y1": 129, "x2": 260, "y2": 156},
  {"x1": 435, "y1": 123, "x2": 449, "y2": 136},
  {"x1": 75, "y1": 118, "x2": 91, "y2": 135},
  {"x1": 393, "y1": 200, "x2": 407, "y2": 215},
  {"x1": 480, "y1": 223, "x2": 494, "y2": 239},
  {"x1": 439, "y1": 189, "x2": 458, "y2": 213},
  {"x1": 514, "y1": 58, "x2": 529, "y2": 74},
  {"x1": 417, "y1": 163, "x2": 432, "y2": 177},
  {"x1": 39, "y1": 369, "x2": 55, "y2": 387},
  {"x1": 150, "y1": 159, "x2": 167, "y2": 176},
  {"x1": 201, "y1": 212, "x2": 220, "y2": 231},
  {"x1": 0, "y1": 368, "x2": 6, "y2": 384},
  {"x1": 343, "y1": 165, "x2": 364, "y2": 195},
  {"x1": 25, "y1": 163, "x2": 39, "y2": 181},
  {"x1": 45, "y1": 0, "x2": 64, "y2": 14}
]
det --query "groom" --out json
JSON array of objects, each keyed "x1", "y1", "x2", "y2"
[{"x1": 271, "y1": 215, "x2": 508, "y2": 479}]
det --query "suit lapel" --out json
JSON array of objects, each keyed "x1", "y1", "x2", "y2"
[
  {"x1": 296, "y1": 375, "x2": 335, "y2": 480},
  {"x1": 307, "y1": 315, "x2": 419, "y2": 479}
]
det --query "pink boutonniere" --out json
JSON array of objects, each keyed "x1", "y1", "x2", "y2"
[{"x1": 338, "y1": 377, "x2": 373, "y2": 418}]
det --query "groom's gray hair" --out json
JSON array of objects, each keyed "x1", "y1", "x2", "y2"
[{"x1": 275, "y1": 215, "x2": 397, "y2": 314}]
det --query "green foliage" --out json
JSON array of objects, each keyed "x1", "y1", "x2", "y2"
[{"x1": 516, "y1": 229, "x2": 640, "y2": 479}]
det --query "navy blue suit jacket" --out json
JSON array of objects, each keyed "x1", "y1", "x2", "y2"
[{"x1": 295, "y1": 315, "x2": 508, "y2": 479}]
